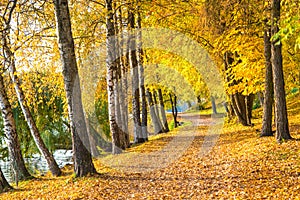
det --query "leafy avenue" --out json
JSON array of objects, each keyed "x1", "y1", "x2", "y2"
[{"x1": 0, "y1": 0, "x2": 299, "y2": 198}]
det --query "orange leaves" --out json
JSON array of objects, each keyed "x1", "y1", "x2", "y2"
[{"x1": 1, "y1": 106, "x2": 300, "y2": 199}]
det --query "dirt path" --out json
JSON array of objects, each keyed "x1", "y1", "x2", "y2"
[{"x1": 96, "y1": 113, "x2": 225, "y2": 199}]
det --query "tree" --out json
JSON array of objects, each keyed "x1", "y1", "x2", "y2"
[
  {"x1": 54, "y1": 0, "x2": 97, "y2": 176},
  {"x1": 136, "y1": 1, "x2": 148, "y2": 142},
  {"x1": 0, "y1": 166, "x2": 12, "y2": 193},
  {"x1": 261, "y1": 19, "x2": 274, "y2": 137},
  {"x1": 153, "y1": 90, "x2": 164, "y2": 132},
  {"x1": 1, "y1": 0, "x2": 61, "y2": 177},
  {"x1": 0, "y1": 72, "x2": 32, "y2": 181},
  {"x1": 0, "y1": 1, "x2": 32, "y2": 181},
  {"x1": 158, "y1": 88, "x2": 169, "y2": 132},
  {"x1": 128, "y1": 7, "x2": 143, "y2": 143},
  {"x1": 146, "y1": 88, "x2": 163, "y2": 134},
  {"x1": 224, "y1": 52, "x2": 254, "y2": 126},
  {"x1": 271, "y1": 0, "x2": 292, "y2": 141},
  {"x1": 211, "y1": 96, "x2": 217, "y2": 114},
  {"x1": 105, "y1": 0, "x2": 126, "y2": 153},
  {"x1": 169, "y1": 92, "x2": 179, "y2": 128}
]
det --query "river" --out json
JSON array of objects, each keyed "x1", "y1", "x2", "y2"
[{"x1": 0, "y1": 149, "x2": 73, "y2": 183}]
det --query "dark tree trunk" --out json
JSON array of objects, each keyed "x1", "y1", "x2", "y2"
[
  {"x1": 169, "y1": 93, "x2": 178, "y2": 128},
  {"x1": 0, "y1": 166, "x2": 12, "y2": 193},
  {"x1": 0, "y1": 74, "x2": 32, "y2": 182},
  {"x1": 271, "y1": 0, "x2": 292, "y2": 141},
  {"x1": 222, "y1": 102, "x2": 229, "y2": 113},
  {"x1": 174, "y1": 95, "x2": 179, "y2": 124},
  {"x1": 211, "y1": 96, "x2": 218, "y2": 114},
  {"x1": 224, "y1": 52, "x2": 253, "y2": 126},
  {"x1": 197, "y1": 95, "x2": 203, "y2": 110},
  {"x1": 261, "y1": 24, "x2": 274, "y2": 137},
  {"x1": 158, "y1": 88, "x2": 169, "y2": 132},
  {"x1": 245, "y1": 94, "x2": 254, "y2": 126},
  {"x1": 146, "y1": 89, "x2": 163, "y2": 134},
  {"x1": 54, "y1": 0, "x2": 97, "y2": 175},
  {"x1": 230, "y1": 93, "x2": 247, "y2": 125}
]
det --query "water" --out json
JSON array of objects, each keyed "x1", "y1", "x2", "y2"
[{"x1": 0, "y1": 149, "x2": 73, "y2": 183}]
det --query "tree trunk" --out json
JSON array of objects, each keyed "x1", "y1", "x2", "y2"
[
  {"x1": 146, "y1": 89, "x2": 163, "y2": 134},
  {"x1": 197, "y1": 95, "x2": 203, "y2": 110},
  {"x1": 0, "y1": 74, "x2": 32, "y2": 181},
  {"x1": 271, "y1": 0, "x2": 292, "y2": 141},
  {"x1": 113, "y1": 2, "x2": 122, "y2": 136},
  {"x1": 136, "y1": 5, "x2": 148, "y2": 142},
  {"x1": 8, "y1": 59, "x2": 61, "y2": 177},
  {"x1": 128, "y1": 9, "x2": 143, "y2": 143},
  {"x1": 153, "y1": 90, "x2": 165, "y2": 132},
  {"x1": 115, "y1": 6, "x2": 129, "y2": 149},
  {"x1": 0, "y1": 166, "x2": 12, "y2": 193},
  {"x1": 211, "y1": 96, "x2": 217, "y2": 114},
  {"x1": 122, "y1": 42, "x2": 130, "y2": 148},
  {"x1": 118, "y1": 5, "x2": 130, "y2": 148},
  {"x1": 257, "y1": 92, "x2": 264, "y2": 108},
  {"x1": 169, "y1": 93, "x2": 178, "y2": 128},
  {"x1": 174, "y1": 95, "x2": 179, "y2": 125},
  {"x1": 54, "y1": 0, "x2": 97, "y2": 175},
  {"x1": 158, "y1": 88, "x2": 169, "y2": 132},
  {"x1": 222, "y1": 101, "x2": 229, "y2": 113},
  {"x1": 261, "y1": 24, "x2": 274, "y2": 137},
  {"x1": 230, "y1": 94, "x2": 247, "y2": 125},
  {"x1": 104, "y1": 0, "x2": 125, "y2": 153},
  {"x1": 245, "y1": 94, "x2": 254, "y2": 126},
  {"x1": 2, "y1": 0, "x2": 61, "y2": 177},
  {"x1": 224, "y1": 52, "x2": 253, "y2": 126}
]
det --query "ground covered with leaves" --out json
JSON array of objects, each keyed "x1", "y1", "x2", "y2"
[{"x1": 1, "y1": 97, "x2": 300, "y2": 199}]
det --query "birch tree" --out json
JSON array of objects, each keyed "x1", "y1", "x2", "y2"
[
  {"x1": 136, "y1": 1, "x2": 148, "y2": 142},
  {"x1": 54, "y1": 0, "x2": 97, "y2": 176},
  {"x1": 128, "y1": 8, "x2": 143, "y2": 143},
  {"x1": 0, "y1": 1, "x2": 32, "y2": 181},
  {"x1": 105, "y1": 0, "x2": 124, "y2": 153},
  {"x1": 0, "y1": 72, "x2": 32, "y2": 181},
  {"x1": 1, "y1": 0, "x2": 61, "y2": 177},
  {"x1": 0, "y1": 166, "x2": 11, "y2": 193}
]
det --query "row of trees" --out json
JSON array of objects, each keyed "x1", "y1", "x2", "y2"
[
  {"x1": 1, "y1": 0, "x2": 299, "y2": 192},
  {"x1": 144, "y1": 0, "x2": 297, "y2": 140},
  {"x1": 0, "y1": 0, "x2": 180, "y2": 191}
]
